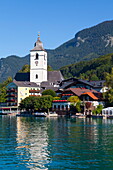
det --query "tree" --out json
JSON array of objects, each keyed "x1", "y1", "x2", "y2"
[
  {"x1": 67, "y1": 96, "x2": 80, "y2": 106},
  {"x1": 19, "y1": 96, "x2": 37, "y2": 112},
  {"x1": 19, "y1": 95, "x2": 53, "y2": 113},
  {"x1": 92, "y1": 105, "x2": 103, "y2": 115},
  {"x1": 91, "y1": 74, "x2": 99, "y2": 81},
  {"x1": 42, "y1": 89, "x2": 56, "y2": 97},
  {"x1": 47, "y1": 65, "x2": 53, "y2": 71},
  {"x1": 19, "y1": 64, "x2": 30, "y2": 73},
  {"x1": 35, "y1": 95, "x2": 53, "y2": 112},
  {"x1": 103, "y1": 68, "x2": 113, "y2": 104},
  {"x1": 76, "y1": 102, "x2": 81, "y2": 113},
  {"x1": 104, "y1": 68, "x2": 113, "y2": 89},
  {"x1": 0, "y1": 76, "x2": 13, "y2": 102}
]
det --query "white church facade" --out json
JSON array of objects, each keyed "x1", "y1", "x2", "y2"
[
  {"x1": 5, "y1": 35, "x2": 64, "y2": 107},
  {"x1": 30, "y1": 35, "x2": 47, "y2": 84}
]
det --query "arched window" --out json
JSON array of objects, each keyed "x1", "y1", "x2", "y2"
[
  {"x1": 36, "y1": 74, "x2": 38, "y2": 79},
  {"x1": 35, "y1": 53, "x2": 39, "y2": 60}
]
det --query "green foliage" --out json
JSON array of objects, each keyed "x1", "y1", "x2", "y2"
[
  {"x1": 76, "y1": 102, "x2": 81, "y2": 113},
  {"x1": 48, "y1": 21, "x2": 113, "y2": 69},
  {"x1": 19, "y1": 96, "x2": 37, "y2": 112},
  {"x1": 104, "y1": 68, "x2": 113, "y2": 88},
  {"x1": 92, "y1": 105, "x2": 103, "y2": 115},
  {"x1": 0, "y1": 55, "x2": 30, "y2": 82},
  {"x1": 53, "y1": 97, "x2": 60, "y2": 100},
  {"x1": 35, "y1": 95, "x2": 53, "y2": 111},
  {"x1": 47, "y1": 65, "x2": 53, "y2": 71},
  {"x1": 42, "y1": 89, "x2": 56, "y2": 97},
  {"x1": 60, "y1": 53, "x2": 113, "y2": 80},
  {"x1": 19, "y1": 64, "x2": 30, "y2": 73},
  {"x1": 0, "y1": 77, "x2": 13, "y2": 102},
  {"x1": 67, "y1": 96, "x2": 80, "y2": 105},
  {"x1": 0, "y1": 21, "x2": 113, "y2": 81},
  {"x1": 103, "y1": 68, "x2": 113, "y2": 105},
  {"x1": 19, "y1": 95, "x2": 53, "y2": 112}
]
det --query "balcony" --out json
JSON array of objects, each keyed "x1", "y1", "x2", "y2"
[
  {"x1": 6, "y1": 99, "x2": 17, "y2": 102},
  {"x1": 62, "y1": 94, "x2": 73, "y2": 96},
  {"x1": 29, "y1": 90, "x2": 40, "y2": 93},
  {"x1": 6, "y1": 94, "x2": 17, "y2": 97},
  {"x1": 7, "y1": 89, "x2": 17, "y2": 92}
]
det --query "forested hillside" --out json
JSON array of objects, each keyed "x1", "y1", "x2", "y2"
[
  {"x1": 48, "y1": 20, "x2": 113, "y2": 69},
  {"x1": 0, "y1": 20, "x2": 113, "y2": 82},
  {"x1": 60, "y1": 53, "x2": 113, "y2": 80},
  {"x1": 0, "y1": 55, "x2": 30, "y2": 82}
]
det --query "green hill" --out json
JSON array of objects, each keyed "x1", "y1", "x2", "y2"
[
  {"x1": 60, "y1": 53, "x2": 113, "y2": 80},
  {"x1": 0, "y1": 20, "x2": 113, "y2": 82},
  {"x1": 48, "y1": 20, "x2": 113, "y2": 69},
  {"x1": 0, "y1": 55, "x2": 30, "y2": 82}
]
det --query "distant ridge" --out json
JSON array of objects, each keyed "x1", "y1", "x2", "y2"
[
  {"x1": 48, "y1": 20, "x2": 113, "y2": 69},
  {"x1": 0, "y1": 20, "x2": 113, "y2": 82}
]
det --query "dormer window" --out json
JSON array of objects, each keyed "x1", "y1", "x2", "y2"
[{"x1": 35, "y1": 53, "x2": 39, "y2": 60}]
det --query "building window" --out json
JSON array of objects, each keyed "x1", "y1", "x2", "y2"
[
  {"x1": 44, "y1": 54, "x2": 46, "y2": 60},
  {"x1": 35, "y1": 53, "x2": 39, "y2": 60},
  {"x1": 25, "y1": 88, "x2": 27, "y2": 90},
  {"x1": 65, "y1": 105, "x2": 68, "y2": 110},
  {"x1": 25, "y1": 93, "x2": 27, "y2": 95},
  {"x1": 54, "y1": 105, "x2": 56, "y2": 110},
  {"x1": 36, "y1": 74, "x2": 38, "y2": 79},
  {"x1": 58, "y1": 105, "x2": 60, "y2": 110},
  {"x1": 62, "y1": 105, "x2": 64, "y2": 110}
]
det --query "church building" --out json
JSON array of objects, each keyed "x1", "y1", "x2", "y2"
[
  {"x1": 5, "y1": 35, "x2": 64, "y2": 108},
  {"x1": 30, "y1": 34, "x2": 47, "y2": 84}
]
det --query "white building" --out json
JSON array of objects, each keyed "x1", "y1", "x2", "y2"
[{"x1": 30, "y1": 35, "x2": 47, "y2": 85}]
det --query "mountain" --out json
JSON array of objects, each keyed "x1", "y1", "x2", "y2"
[
  {"x1": 48, "y1": 20, "x2": 113, "y2": 69},
  {"x1": 0, "y1": 55, "x2": 30, "y2": 82},
  {"x1": 60, "y1": 53, "x2": 113, "y2": 80},
  {"x1": 0, "y1": 20, "x2": 113, "y2": 82}
]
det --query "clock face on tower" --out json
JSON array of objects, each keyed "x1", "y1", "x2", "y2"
[{"x1": 35, "y1": 61, "x2": 38, "y2": 66}]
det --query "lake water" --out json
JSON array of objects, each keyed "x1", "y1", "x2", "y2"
[{"x1": 0, "y1": 116, "x2": 113, "y2": 169}]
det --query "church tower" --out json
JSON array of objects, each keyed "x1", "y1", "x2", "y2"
[{"x1": 30, "y1": 34, "x2": 47, "y2": 84}]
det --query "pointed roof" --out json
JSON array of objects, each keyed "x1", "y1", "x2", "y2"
[
  {"x1": 63, "y1": 88, "x2": 97, "y2": 97},
  {"x1": 30, "y1": 34, "x2": 45, "y2": 51}
]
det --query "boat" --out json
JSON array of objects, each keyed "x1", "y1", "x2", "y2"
[
  {"x1": 47, "y1": 112, "x2": 58, "y2": 117},
  {"x1": 16, "y1": 112, "x2": 47, "y2": 117},
  {"x1": 34, "y1": 112, "x2": 47, "y2": 117}
]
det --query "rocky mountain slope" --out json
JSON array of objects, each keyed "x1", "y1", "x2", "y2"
[{"x1": 0, "y1": 20, "x2": 113, "y2": 82}]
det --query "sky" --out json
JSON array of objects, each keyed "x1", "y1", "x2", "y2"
[{"x1": 0, "y1": 0, "x2": 112, "y2": 58}]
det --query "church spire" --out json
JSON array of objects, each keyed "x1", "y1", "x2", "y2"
[
  {"x1": 38, "y1": 32, "x2": 40, "y2": 40},
  {"x1": 30, "y1": 32, "x2": 44, "y2": 51}
]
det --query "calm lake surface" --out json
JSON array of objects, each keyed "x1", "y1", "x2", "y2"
[{"x1": 1, "y1": 116, "x2": 113, "y2": 169}]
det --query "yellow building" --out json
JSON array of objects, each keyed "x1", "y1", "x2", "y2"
[{"x1": 6, "y1": 80, "x2": 40, "y2": 107}]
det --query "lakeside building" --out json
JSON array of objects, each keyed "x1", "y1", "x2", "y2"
[
  {"x1": 52, "y1": 78, "x2": 105, "y2": 115},
  {"x1": 6, "y1": 80, "x2": 40, "y2": 106},
  {"x1": 1, "y1": 35, "x2": 106, "y2": 115},
  {"x1": 3, "y1": 35, "x2": 63, "y2": 113}
]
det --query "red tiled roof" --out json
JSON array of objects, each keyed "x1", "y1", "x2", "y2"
[{"x1": 81, "y1": 92, "x2": 98, "y2": 100}]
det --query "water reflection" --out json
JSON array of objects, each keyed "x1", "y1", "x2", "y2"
[
  {"x1": 16, "y1": 117, "x2": 50, "y2": 169},
  {"x1": 1, "y1": 116, "x2": 113, "y2": 169}
]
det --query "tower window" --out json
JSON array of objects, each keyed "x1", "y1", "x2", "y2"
[
  {"x1": 36, "y1": 74, "x2": 38, "y2": 79},
  {"x1": 44, "y1": 54, "x2": 46, "y2": 60},
  {"x1": 35, "y1": 53, "x2": 39, "y2": 60}
]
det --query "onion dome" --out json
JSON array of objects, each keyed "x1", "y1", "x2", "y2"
[{"x1": 31, "y1": 33, "x2": 45, "y2": 51}]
